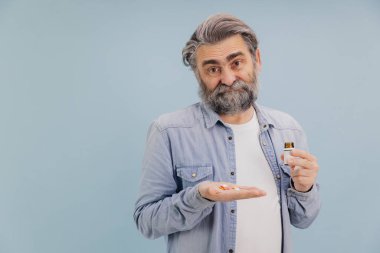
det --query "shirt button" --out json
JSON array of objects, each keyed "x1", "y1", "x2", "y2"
[
  {"x1": 230, "y1": 171, "x2": 235, "y2": 176},
  {"x1": 191, "y1": 173, "x2": 197, "y2": 178},
  {"x1": 228, "y1": 136, "x2": 232, "y2": 140},
  {"x1": 262, "y1": 141, "x2": 267, "y2": 146},
  {"x1": 276, "y1": 175, "x2": 281, "y2": 179},
  {"x1": 229, "y1": 249, "x2": 234, "y2": 253},
  {"x1": 231, "y1": 209, "x2": 235, "y2": 214}
]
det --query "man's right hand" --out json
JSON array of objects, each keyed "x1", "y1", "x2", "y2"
[{"x1": 198, "y1": 181, "x2": 266, "y2": 202}]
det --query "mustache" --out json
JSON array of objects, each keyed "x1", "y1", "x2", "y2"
[{"x1": 212, "y1": 80, "x2": 251, "y2": 94}]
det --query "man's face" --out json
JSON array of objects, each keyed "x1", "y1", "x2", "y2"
[{"x1": 195, "y1": 34, "x2": 261, "y2": 115}]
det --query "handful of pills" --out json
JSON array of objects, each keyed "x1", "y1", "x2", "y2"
[{"x1": 219, "y1": 184, "x2": 240, "y2": 191}]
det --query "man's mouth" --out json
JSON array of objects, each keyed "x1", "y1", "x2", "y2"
[{"x1": 221, "y1": 88, "x2": 244, "y2": 93}]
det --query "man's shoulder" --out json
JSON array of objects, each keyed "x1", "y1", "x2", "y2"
[
  {"x1": 153, "y1": 103, "x2": 202, "y2": 131},
  {"x1": 258, "y1": 104, "x2": 303, "y2": 131}
]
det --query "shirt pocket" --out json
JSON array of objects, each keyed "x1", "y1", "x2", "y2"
[{"x1": 176, "y1": 165, "x2": 213, "y2": 190}]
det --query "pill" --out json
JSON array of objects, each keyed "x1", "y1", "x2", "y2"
[{"x1": 219, "y1": 185, "x2": 228, "y2": 190}]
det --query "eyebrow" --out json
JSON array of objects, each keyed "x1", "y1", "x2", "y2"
[
  {"x1": 202, "y1": 59, "x2": 219, "y2": 67},
  {"x1": 201, "y1": 51, "x2": 245, "y2": 67},
  {"x1": 226, "y1": 51, "x2": 244, "y2": 62}
]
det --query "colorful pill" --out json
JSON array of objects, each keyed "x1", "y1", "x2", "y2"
[
  {"x1": 219, "y1": 185, "x2": 228, "y2": 190},
  {"x1": 219, "y1": 185, "x2": 240, "y2": 191}
]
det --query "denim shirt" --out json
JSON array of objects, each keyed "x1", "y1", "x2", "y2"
[{"x1": 134, "y1": 102, "x2": 320, "y2": 253}]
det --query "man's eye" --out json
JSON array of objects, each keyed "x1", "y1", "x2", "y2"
[
  {"x1": 208, "y1": 67, "x2": 220, "y2": 74},
  {"x1": 233, "y1": 60, "x2": 241, "y2": 67}
]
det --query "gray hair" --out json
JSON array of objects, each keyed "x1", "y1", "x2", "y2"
[{"x1": 182, "y1": 13, "x2": 259, "y2": 70}]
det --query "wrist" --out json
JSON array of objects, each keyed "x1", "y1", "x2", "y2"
[
  {"x1": 197, "y1": 181, "x2": 214, "y2": 201},
  {"x1": 291, "y1": 180, "x2": 313, "y2": 193}
]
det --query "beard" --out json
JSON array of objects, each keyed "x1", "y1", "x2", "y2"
[{"x1": 198, "y1": 71, "x2": 259, "y2": 115}]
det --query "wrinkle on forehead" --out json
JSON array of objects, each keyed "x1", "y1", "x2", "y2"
[{"x1": 196, "y1": 34, "x2": 251, "y2": 66}]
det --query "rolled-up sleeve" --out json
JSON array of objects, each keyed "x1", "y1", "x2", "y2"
[{"x1": 287, "y1": 183, "x2": 321, "y2": 229}]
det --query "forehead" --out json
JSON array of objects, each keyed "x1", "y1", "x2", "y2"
[{"x1": 196, "y1": 34, "x2": 251, "y2": 65}]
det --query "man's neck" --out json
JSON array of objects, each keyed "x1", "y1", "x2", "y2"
[{"x1": 220, "y1": 106, "x2": 254, "y2": 125}]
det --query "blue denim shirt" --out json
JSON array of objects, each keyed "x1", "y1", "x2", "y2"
[{"x1": 134, "y1": 102, "x2": 320, "y2": 253}]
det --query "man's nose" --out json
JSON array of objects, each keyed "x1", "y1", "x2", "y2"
[{"x1": 220, "y1": 68, "x2": 236, "y2": 86}]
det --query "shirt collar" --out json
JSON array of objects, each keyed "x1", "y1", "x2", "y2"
[
  {"x1": 200, "y1": 102, "x2": 221, "y2": 129},
  {"x1": 200, "y1": 102, "x2": 276, "y2": 130},
  {"x1": 253, "y1": 103, "x2": 276, "y2": 131}
]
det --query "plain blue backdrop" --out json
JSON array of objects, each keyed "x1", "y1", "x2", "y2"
[{"x1": 1, "y1": 0, "x2": 380, "y2": 252}]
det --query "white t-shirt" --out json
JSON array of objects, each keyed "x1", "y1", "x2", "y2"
[{"x1": 225, "y1": 112, "x2": 282, "y2": 253}]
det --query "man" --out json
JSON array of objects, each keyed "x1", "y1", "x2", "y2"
[{"x1": 134, "y1": 13, "x2": 320, "y2": 253}]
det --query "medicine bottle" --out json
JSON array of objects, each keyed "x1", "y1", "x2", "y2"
[{"x1": 284, "y1": 142, "x2": 294, "y2": 165}]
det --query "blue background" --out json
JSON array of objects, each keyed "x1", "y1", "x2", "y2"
[{"x1": 1, "y1": 0, "x2": 380, "y2": 252}]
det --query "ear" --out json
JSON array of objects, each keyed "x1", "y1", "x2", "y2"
[{"x1": 255, "y1": 48, "x2": 262, "y2": 72}]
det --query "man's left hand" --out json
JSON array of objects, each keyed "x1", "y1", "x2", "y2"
[{"x1": 281, "y1": 149, "x2": 319, "y2": 192}]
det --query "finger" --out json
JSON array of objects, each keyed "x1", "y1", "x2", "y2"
[
  {"x1": 243, "y1": 187, "x2": 267, "y2": 198},
  {"x1": 290, "y1": 166, "x2": 317, "y2": 178},
  {"x1": 237, "y1": 185, "x2": 266, "y2": 192},
  {"x1": 217, "y1": 187, "x2": 266, "y2": 201},
  {"x1": 291, "y1": 171, "x2": 313, "y2": 178},
  {"x1": 228, "y1": 186, "x2": 266, "y2": 199},
  {"x1": 290, "y1": 166, "x2": 303, "y2": 176},
  {"x1": 290, "y1": 149, "x2": 317, "y2": 162},
  {"x1": 290, "y1": 166, "x2": 300, "y2": 177},
  {"x1": 288, "y1": 157, "x2": 316, "y2": 170}
]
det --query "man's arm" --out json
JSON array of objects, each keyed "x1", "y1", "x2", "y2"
[
  {"x1": 133, "y1": 122, "x2": 215, "y2": 239},
  {"x1": 282, "y1": 131, "x2": 321, "y2": 228}
]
